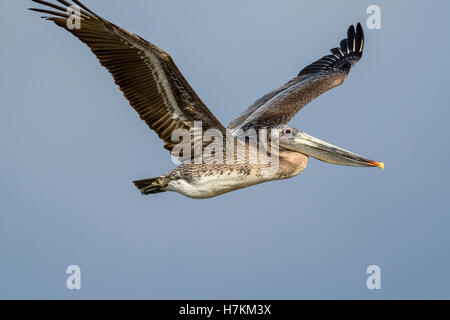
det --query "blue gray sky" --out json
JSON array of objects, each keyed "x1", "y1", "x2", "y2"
[{"x1": 1, "y1": 0, "x2": 449, "y2": 299}]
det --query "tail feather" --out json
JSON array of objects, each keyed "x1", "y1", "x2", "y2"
[{"x1": 133, "y1": 176, "x2": 168, "y2": 195}]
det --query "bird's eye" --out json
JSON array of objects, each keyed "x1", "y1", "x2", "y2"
[{"x1": 285, "y1": 129, "x2": 291, "y2": 134}]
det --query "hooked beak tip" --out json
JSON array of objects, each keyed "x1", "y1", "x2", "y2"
[{"x1": 369, "y1": 161, "x2": 385, "y2": 171}]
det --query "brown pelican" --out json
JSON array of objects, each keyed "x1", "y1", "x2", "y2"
[{"x1": 30, "y1": 0, "x2": 384, "y2": 199}]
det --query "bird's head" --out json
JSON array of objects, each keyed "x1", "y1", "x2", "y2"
[{"x1": 277, "y1": 125, "x2": 384, "y2": 169}]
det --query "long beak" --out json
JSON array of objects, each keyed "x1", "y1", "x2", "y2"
[{"x1": 286, "y1": 131, "x2": 384, "y2": 169}]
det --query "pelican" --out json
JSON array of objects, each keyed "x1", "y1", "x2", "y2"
[{"x1": 30, "y1": 0, "x2": 384, "y2": 199}]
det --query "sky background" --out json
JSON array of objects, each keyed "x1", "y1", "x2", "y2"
[{"x1": 1, "y1": 0, "x2": 449, "y2": 299}]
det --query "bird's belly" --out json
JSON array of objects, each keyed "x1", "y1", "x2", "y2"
[{"x1": 167, "y1": 173, "x2": 270, "y2": 199}]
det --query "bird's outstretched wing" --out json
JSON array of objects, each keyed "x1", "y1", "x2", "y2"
[
  {"x1": 29, "y1": 0, "x2": 226, "y2": 162},
  {"x1": 229, "y1": 24, "x2": 364, "y2": 132}
]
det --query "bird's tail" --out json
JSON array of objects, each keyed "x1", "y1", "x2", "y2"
[{"x1": 133, "y1": 176, "x2": 169, "y2": 195}]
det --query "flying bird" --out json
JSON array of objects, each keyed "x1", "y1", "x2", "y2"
[{"x1": 30, "y1": 0, "x2": 384, "y2": 199}]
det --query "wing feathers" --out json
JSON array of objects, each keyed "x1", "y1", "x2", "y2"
[
  {"x1": 30, "y1": 0, "x2": 226, "y2": 162},
  {"x1": 229, "y1": 23, "x2": 365, "y2": 131},
  {"x1": 299, "y1": 23, "x2": 364, "y2": 77}
]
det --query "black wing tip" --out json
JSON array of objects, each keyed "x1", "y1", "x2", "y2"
[
  {"x1": 346, "y1": 23, "x2": 364, "y2": 53},
  {"x1": 29, "y1": 0, "x2": 102, "y2": 20},
  {"x1": 356, "y1": 22, "x2": 364, "y2": 47},
  {"x1": 298, "y1": 23, "x2": 365, "y2": 77},
  {"x1": 349, "y1": 23, "x2": 363, "y2": 34},
  {"x1": 347, "y1": 24, "x2": 355, "y2": 39},
  {"x1": 336, "y1": 22, "x2": 364, "y2": 57}
]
